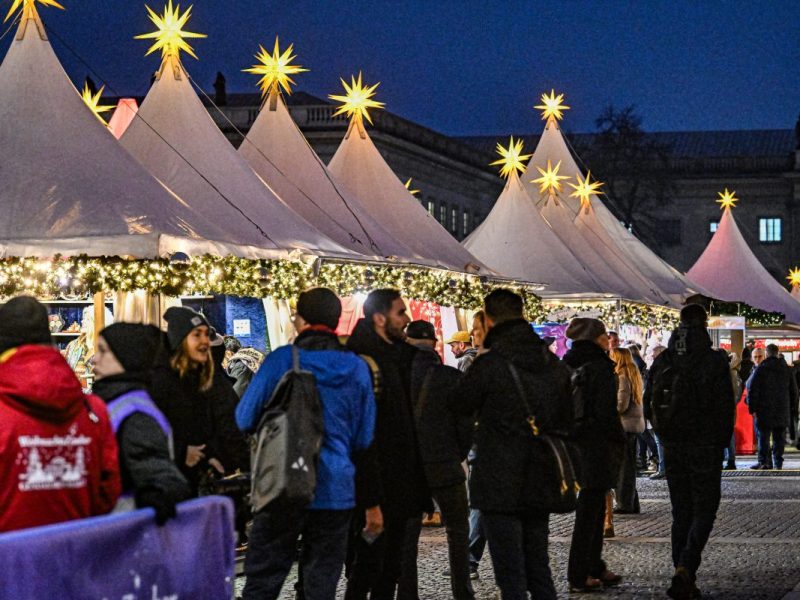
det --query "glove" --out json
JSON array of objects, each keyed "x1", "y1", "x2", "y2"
[{"x1": 136, "y1": 488, "x2": 177, "y2": 526}]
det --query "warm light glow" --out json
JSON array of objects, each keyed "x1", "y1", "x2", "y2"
[
  {"x1": 531, "y1": 159, "x2": 569, "y2": 195},
  {"x1": 244, "y1": 37, "x2": 308, "y2": 96},
  {"x1": 134, "y1": 1, "x2": 206, "y2": 60},
  {"x1": 787, "y1": 268, "x2": 800, "y2": 288},
  {"x1": 404, "y1": 178, "x2": 420, "y2": 196},
  {"x1": 716, "y1": 188, "x2": 738, "y2": 210},
  {"x1": 81, "y1": 83, "x2": 114, "y2": 123},
  {"x1": 534, "y1": 89, "x2": 570, "y2": 121},
  {"x1": 568, "y1": 171, "x2": 605, "y2": 207},
  {"x1": 4, "y1": 0, "x2": 63, "y2": 23},
  {"x1": 490, "y1": 136, "x2": 532, "y2": 179},
  {"x1": 329, "y1": 72, "x2": 385, "y2": 125}
]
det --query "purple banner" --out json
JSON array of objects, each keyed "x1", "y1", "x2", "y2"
[{"x1": 0, "y1": 497, "x2": 235, "y2": 600}]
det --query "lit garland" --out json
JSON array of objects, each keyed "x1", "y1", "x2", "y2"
[
  {"x1": 540, "y1": 301, "x2": 680, "y2": 330},
  {"x1": 708, "y1": 301, "x2": 784, "y2": 328}
]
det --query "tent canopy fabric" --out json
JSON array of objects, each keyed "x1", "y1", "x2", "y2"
[
  {"x1": 120, "y1": 55, "x2": 353, "y2": 258},
  {"x1": 687, "y1": 207, "x2": 800, "y2": 323},
  {"x1": 108, "y1": 98, "x2": 138, "y2": 140},
  {"x1": 240, "y1": 93, "x2": 418, "y2": 260}
]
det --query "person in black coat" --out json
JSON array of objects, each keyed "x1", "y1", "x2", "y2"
[
  {"x1": 563, "y1": 318, "x2": 625, "y2": 593},
  {"x1": 747, "y1": 344, "x2": 796, "y2": 469},
  {"x1": 344, "y1": 289, "x2": 430, "y2": 600},
  {"x1": 93, "y1": 323, "x2": 190, "y2": 523},
  {"x1": 449, "y1": 290, "x2": 574, "y2": 600}
]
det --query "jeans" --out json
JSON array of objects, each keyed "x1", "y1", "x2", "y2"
[
  {"x1": 664, "y1": 444, "x2": 723, "y2": 577},
  {"x1": 756, "y1": 423, "x2": 786, "y2": 468},
  {"x1": 483, "y1": 510, "x2": 556, "y2": 600},
  {"x1": 637, "y1": 430, "x2": 658, "y2": 466},
  {"x1": 567, "y1": 488, "x2": 608, "y2": 587},
  {"x1": 243, "y1": 508, "x2": 352, "y2": 600},
  {"x1": 724, "y1": 433, "x2": 736, "y2": 466},
  {"x1": 653, "y1": 432, "x2": 666, "y2": 475},
  {"x1": 615, "y1": 432, "x2": 641, "y2": 512},
  {"x1": 468, "y1": 508, "x2": 485, "y2": 569}
]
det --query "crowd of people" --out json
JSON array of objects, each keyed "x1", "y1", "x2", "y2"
[{"x1": 1, "y1": 287, "x2": 792, "y2": 599}]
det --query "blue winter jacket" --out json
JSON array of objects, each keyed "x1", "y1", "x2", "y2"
[{"x1": 236, "y1": 332, "x2": 376, "y2": 510}]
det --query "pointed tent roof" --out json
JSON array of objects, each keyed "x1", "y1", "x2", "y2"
[
  {"x1": 687, "y1": 207, "x2": 800, "y2": 323},
  {"x1": 239, "y1": 91, "x2": 417, "y2": 259},
  {"x1": 463, "y1": 170, "x2": 597, "y2": 292},
  {"x1": 120, "y1": 55, "x2": 351, "y2": 258},
  {"x1": 108, "y1": 98, "x2": 138, "y2": 139},
  {"x1": 328, "y1": 121, "x2": 486, "y2": 273},
  {"x1": 0, "y1": 5, "x2": 270, "y2": 258}
]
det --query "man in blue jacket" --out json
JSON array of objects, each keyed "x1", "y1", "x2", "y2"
[{"x1": 236, "y1": 288, "x2": 378, "y2": 600}]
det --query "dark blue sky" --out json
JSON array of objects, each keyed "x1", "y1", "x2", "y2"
[{"x1": 14, "y1": 0, "x2": 800, "y2": 136}]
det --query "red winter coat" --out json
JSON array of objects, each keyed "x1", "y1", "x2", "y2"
[{"x1": 0, "y1": 345, "x2": 121, "y2": 533}]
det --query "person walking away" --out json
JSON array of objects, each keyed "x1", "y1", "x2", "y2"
[
  {"x1": 0, "y1": 296, "x2": 121, "y2": 532},
  {"x1": 648, "y1": 345, "x2": 668, "y2": 480},
  {"x1": 344, "y1": 289, "x2": 430, "y2": 600},
  {"x1": 747, "y1": 344, "x2": 794, "y2": 470},
  {"x1": 404, "y1": 321, "x2": 474, "y2": 600},
  {"x1": 611, "y1": 347, "x2": 645, "y2": 514},
  {"x1": 150, "y1": 307, "x2": 225, "y2": 495},
  {"x1": 644, "y1": 304, "x2": 734, "y2": 599},
  {"x1": 449, "y1": 290, "x2": 574, "y2": 600},
  {"x1": 446, "y1": 331, "x2": 478, "y2": 372},
  {"x1": 93, "y1": 323, "x2": 190, "y2": 522},
  {"x1": 236, "y1": 288, "x2": 376, "y2": 600},
  {"x1": 564, "y1": 318, "x2": 625, "y2": 592}
]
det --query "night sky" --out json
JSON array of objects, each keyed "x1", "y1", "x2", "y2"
[{"x1": 9, "y1": 0, "x2": 800, "y2": 136}]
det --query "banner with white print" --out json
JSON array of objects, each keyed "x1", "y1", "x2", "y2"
[{"x1": 0, "y1": 496, "x2": 235, "y2": 600}]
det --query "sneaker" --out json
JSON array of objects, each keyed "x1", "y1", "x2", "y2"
[{"x1": 650, "y1": 471, "x2": 666, "y2": 480}]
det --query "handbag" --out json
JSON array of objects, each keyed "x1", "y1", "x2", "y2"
[{"x1": 507, "y1": 359, "x2": 580, "y2": 513}]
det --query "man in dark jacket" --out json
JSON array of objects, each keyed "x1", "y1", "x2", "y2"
[
  {"x1": 449, "y1": 290, "x2": 573, "y2": 600},
  {"x1": 644, "y1": 304, "x2": 734, "y2": 600},
  {"x1": 404, "y1": 320, "x2": 473, "y2": 600},
  {"x1": 747, "y1": 344, "x2": 795, "y2": 469},
  {"x1": 344, "y1": 289, "x2": 429, "y2": 600},
  {"x1": 563, "y1": 318, "x2": 625, "y2": 593}
]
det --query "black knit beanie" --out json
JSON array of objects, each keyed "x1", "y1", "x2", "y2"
[
  {"x1": 406, "y1": 320, "x2": 436, "y2": 341},
  {"x1": 296, "y1": 288, "x2": 342, "y2": 330},
  {"x1": 679, "y1": 303, "x2": 708, "y2": 327},
  {"x1": 0, "y1": 296, "x2": 52, "y2": 354},
  {"x1": 163, "y1": 306, "x2": 210, "y2": 350},
  {"x1": 100, "y1": 323, "x2": 161, "y2": 374}
]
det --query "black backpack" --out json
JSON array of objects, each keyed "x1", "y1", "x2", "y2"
[{"x1": 250, "y1": 346, "x2": 325, "y2": 513}]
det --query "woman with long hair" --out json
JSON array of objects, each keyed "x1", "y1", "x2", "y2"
[
  {"x1": 611, "y1": 347, "x2": 645, "y2": 514},
  {"x1": 471, "y1": 310, "x2": 488, "y2": 351}
]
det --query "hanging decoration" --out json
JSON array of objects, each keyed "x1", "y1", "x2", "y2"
[
  {"x1": 534, "y1": 89, "x2": 570, "y2": 121},
  {"x1": 541, "y1": 300, "x2": 680, "y2": 330},
  {"x1": 404, "y1": 178, "x2": 421, "y2": 196},
  {"x1": 716, "y1": 188, "x2": 738, "y2": 210},
  {"x1": 329, "y1": 71, "x2": 385, "y2": 126},
  {"x1": 81, "y1": 82, "x2": 114, "y2": 123},
  {"x1": 135, "y1": 0, "x2": 206, "y2": 60},
  {"x1": 4, "y1": 0, "x2": 63, "y2": 22},
  {"x1": 490, "y1": 136, "x2": 532, "y2": 178},
  {"x1": 531, "y1": 159, "x2": 569, "y2": 195},
  {"x1": 568, "y1": 171, "x2": 604, "y2": 208},
  {"x1": 244, "y1": 36, "x2": 307, "y2": 97}
]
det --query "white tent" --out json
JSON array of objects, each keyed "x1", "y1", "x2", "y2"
[
  {"x1": 463, "y1": 170, "x2": 596, "y2": 292},
  {"x1": 688, "y1": 205, "x2": 800, "y2": 323},
  {"x1": 239, "y1": 91, "x2": 417, "y2": 259},
  {"x1": 328, "y1": 121, "x2": 487, "y2": 273},
  {"x1": 108, "y1": 98, "x2": 138, "y2": 140},
  {"x1": 120, "y1": 55, "x2": 352, "y2": 258},
  {"x1": 0, "y1": 6, "x2": 270, "y2": 259}
]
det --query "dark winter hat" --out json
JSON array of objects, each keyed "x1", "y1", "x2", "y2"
[
  {"x1": 565, "y1": 317, "x2": 607, "y2": 342},
  {"x1": 406, "y1": 320, "x2": 436, "y2": 341},
  {"x1": 296, "y1": 287, "x2": 342, "y2": 330},
  {"x1": 679, "y1": 303, "x2": 707, "y2": 327},
  {"x1": 163, "y1": 306, "x2": 210, "y2": 350},
  {"x1": 100, "y1": 323, "x2": 161, "y2": 374},
  {"x1": 0, "y1": 296, "x2": 52, "y2": 353}
]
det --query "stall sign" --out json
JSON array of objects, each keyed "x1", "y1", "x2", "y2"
[
  {"x1": 708, "y1": 316, "x2": 745, "y2": 330},
  {"x1": 233, "y1": 319, "x2": 251, "y2": 336}
]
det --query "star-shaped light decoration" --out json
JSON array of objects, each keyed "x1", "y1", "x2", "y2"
[
  {"x1": 716, "y1": 188, "x2": 738, "y2": 210},
  {"x1": 4, "y1": 0, "x2": 63, "y2": 23},
  {"x1": 329, "y1": 72, "x2": 385, "y2": 126},
  {"x1": 404, "y1": 178, "x2": 420, "y2": 196},
  {"x1": 534, "y1": 90, "x2": 570, "y2": 121},
  {"x1": 489, "y1": 136, "x2": 532, "y2": 179},
  {"x1": 787, "y1": 268, "x2": 800, "y2": 288},
  {"x1": 81, "y1": 82, "x2": 114, "y2": 124},
  {"x1": 244, "y1": 37, "x2": 308, "y2": 97},
  {"x1": 531, "y1": 159, "x2": 569, "y2": 195},
  {"x1": 568, "y1": 171, "x2": 605, "y2": 208},
  {"x1": 135, "y1": 1, "x2": 206, "y2": 61}
]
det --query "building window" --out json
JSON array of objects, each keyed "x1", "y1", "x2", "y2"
[
  {"x1": 463, "y1": 211, "x2": 471, "y2": 234},
  {"x1": 426, "y1": 199, "x2": 435, "y2": 216},
  {"x1": 654, "y1": 218, "x2": 682, "y2": 246},
  {"x1": 450, "y1": 207, "x2": 458, "y2": 234},
  {"x1": 709, "y1": 220, "x2": 719, "y2": 234},
  {"x1": 439, "y1": 202, "x2": 447, "y2": 226},
  {"x1": 759, "y1": 217, "x2": 782, "y2": 243}
]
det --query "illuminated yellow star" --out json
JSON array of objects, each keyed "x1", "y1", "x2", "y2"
[
  {"x1": 404, "y1": 178, "x2": 420, "y2": 196},
  {"x1": 4, "y1": 0, "x2": 63, "y2": 23},
  {"x1": 716, "y1": 188, "x2": 738, "y2": 210},
  {"x1": 531, "y1": 159, "x2": 569, "y2": 195},
  {"x1": 489, "y1": 136, "x2": 532, "y2": 179},
  {"x1": 81, "y1": 83, "x2": 114, "y2": 124},
  {"x1": 568, "y1": 171, "x2": 605, "y2": 207},
  {"x1": 134, "y1": 1, "x2": 206, "y2": 61},
  {"x1": 244, "y1": 37, "x2": 308, "y2": 97},
  {"x1": 329, "y1": 72, "x2": 385, "y2": 126},
  {"x1": 788, "y1": 268, "x2": 800, "y2": 288},
  {"x1": 534, "y1": 90, "x2": 570, "y2": 121}
]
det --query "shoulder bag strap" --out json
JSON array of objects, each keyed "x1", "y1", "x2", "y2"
[
  {"x1": 291, "y1": 344, "x2": 300, "y2": 373},
  {"x1": 506, "y1": 360, "x2": 540, "y2": 437}
]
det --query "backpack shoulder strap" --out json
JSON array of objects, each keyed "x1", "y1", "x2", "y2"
[
  {"x1": 360, "y1": 354, "x2": 382, "y2": 399},
  {"x1": 291, "y1": 344, "x2": 300, "y2": 373}
]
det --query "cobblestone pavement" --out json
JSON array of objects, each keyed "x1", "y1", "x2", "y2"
[{"x1": 237, "y1": 459, "x2": 800, "y2": 599}]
